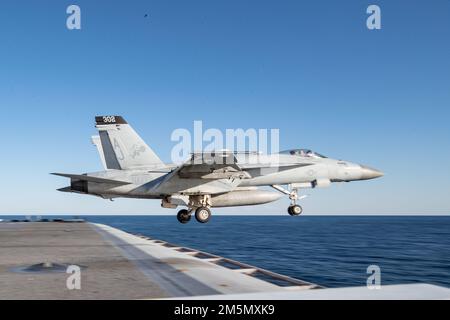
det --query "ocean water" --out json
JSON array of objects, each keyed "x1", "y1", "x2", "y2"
[
  {"x1": 3, "y1": 215, "x2": 449, "y2": 288},
  {"x1": 88, "y1": 215, "x2": 450, "y2": 288}
]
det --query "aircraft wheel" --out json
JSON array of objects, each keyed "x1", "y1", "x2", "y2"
[
  {"x1": 288, "y1": 205, "x2": 303, "y2": 216},
  {"x1": 195, "y1": 207, "x2": 211, "y2": 224},
  {"x1": 177, "y1": 209, "x2": 191, "y2": 224}
]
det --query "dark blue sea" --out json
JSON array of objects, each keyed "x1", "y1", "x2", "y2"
[{"x1": 3, "y1": 215, "x2": 450, "y2": 288}]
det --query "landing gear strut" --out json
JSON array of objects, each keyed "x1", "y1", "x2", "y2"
[
  {"x1": 190, "y1": 195, "x2": 212, "y2": 224},
  {"x1": 272, "y1": 184, "x2": 306, "y2": 216}
]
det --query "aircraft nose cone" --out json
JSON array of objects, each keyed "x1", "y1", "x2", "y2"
[{"x1": 360, "y1": 165, "x2": 384, "y2": 180}]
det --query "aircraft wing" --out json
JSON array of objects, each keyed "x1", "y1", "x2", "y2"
[
  {"x1": 176, "y1": 152, "x2": 251, "y2": 180},
  {"x1": 51, "y1": 173, "x2": 131, "y2": 185},
  {"x1": 152, "y1": 152, "x2": 251, "y2": 195}
]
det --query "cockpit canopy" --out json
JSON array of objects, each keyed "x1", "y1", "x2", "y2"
[{"x1": 279, "y1": 149, "x2": 327, "y2": 158}]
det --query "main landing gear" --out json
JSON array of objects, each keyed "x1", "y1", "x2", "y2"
[
  {"x1": 194, "y1": 207, "x2": 211, "y2": 223},
  {"x1": 177, "y1": 195, "x2": 212, "y2": 224},
  {"x1": 272, "y1": 184, "x2": 305, "y2": 217},
  {"x1": 176, "y1": 207, "x2": 212, "y2": 224},
  {"x1": 176, "y1": 209, "x2": 191, "y2": 224}
]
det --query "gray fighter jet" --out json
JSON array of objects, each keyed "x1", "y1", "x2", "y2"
[{"x1": 53, "y1": 116, "x2": 383, "y2": 224}]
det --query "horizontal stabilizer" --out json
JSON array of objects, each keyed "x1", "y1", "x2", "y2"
[
  {"x1": 57, "y1": 186, "x2": 72, "y2": 193},
  {"x1": 51, "y1": 173, "x2": 130, "y2": 185}
]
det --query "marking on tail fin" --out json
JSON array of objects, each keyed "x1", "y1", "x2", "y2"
[
  {"x1": 113, "y1": 138, "x2": 125, "y2": 161},
  {"x1": 95, "y1": 116, "x2": 127, "y2": 125},
  {"x1": 130, "y1": 144, "x2": 146, "y2": 159}
]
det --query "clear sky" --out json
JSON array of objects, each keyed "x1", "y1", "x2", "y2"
[{"x1": 0, "y1": 0, "x2": 449, "y2": 215}]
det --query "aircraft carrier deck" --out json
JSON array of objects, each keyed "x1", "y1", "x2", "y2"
[{"x1": 1, "y1": 220, "x2": 449, "y2": 300}]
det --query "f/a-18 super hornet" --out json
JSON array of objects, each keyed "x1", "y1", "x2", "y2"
[{"x1": 53, "y1": 116, "x2": 383, "y2": 224}]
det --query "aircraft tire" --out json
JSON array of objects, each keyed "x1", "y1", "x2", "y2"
[
  {"x1": 195, "y1": 207, "x2": 211, "y2": 223},
  {"x1": 177, "y1": 209, "x2": 191, "y2": 224},
  {"x1": 288, "y1": 205, "x2": 303, "y2": 216}
]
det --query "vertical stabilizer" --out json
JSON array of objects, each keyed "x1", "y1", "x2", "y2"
[
  {"x1": 95, "y1": 116, "x2": 163, "y2": 170},
  {"x1": 91, "y1": 135, "x2": 107, "y2": 170}
]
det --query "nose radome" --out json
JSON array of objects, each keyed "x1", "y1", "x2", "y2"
[{"x1": 360, "y1": 165, "x2": 384, "y2": 180}]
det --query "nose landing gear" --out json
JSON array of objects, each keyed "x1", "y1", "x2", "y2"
[
  {"x1": 272, "y1": 184, "x2": 306, "y2": 217},
  {"x1": 288, "y1": 204, "x2": 303, "y2": 216}
]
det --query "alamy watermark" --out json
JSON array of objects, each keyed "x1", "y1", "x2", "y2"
[
  {"x1": 64, "y1": 5, "x2": 382, "y2": 32},
  {"x1": 66, "y1": 5, "x2": 81, "y2": 30},
  {"x1": 66, "y1": 265, "x2": 81, "y2": 290},
  {"x1": 170, "y1": 121, "x2": 280, "y2": 166},
  {"x1": 367, "y1": 5, "x2": 381, "y2": 30},
  {"x1": 367, "y1": 265, "x2": 381, "y2": 290}
]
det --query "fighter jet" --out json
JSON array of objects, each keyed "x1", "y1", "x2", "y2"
[{"x1": 53, "y1": 116, "x2": 383, "y2": 224}]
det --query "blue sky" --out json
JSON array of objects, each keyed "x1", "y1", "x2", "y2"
[{"x1": 0, "y1": 0, "x2": 449, "y2": 215}]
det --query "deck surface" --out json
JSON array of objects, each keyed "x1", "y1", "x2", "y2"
[
  {"x1": 0, "y1": 221, "x2": 303, "y2": 299},
  {"x1": 0, "y1": 222, "x2": 167, "y2": 299}
]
